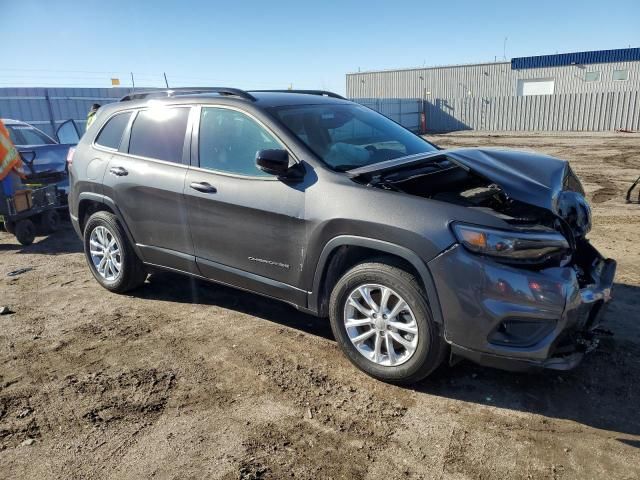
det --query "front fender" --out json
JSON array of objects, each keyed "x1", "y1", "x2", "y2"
[{"x1": 307, "y1": 235, "x2": 445, "y2": 325}]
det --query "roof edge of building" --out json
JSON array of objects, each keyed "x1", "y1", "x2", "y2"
[
  {"x1": 348, "y1": 47, "x2": 640, "y2": 76},
  {"x1": 346, "y1": 60, "x2": 511, "y2": 76}
]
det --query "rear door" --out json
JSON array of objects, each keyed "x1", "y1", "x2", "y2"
[
  {"x1": 102, "y1": 105, "x2": 196, "y2": 273},
  {"x1": 184, "y1": 105, "x2": 307, "y2": 304},
  {"x1": 56, "y1": 119, "x2": 81, "y2": 145}
]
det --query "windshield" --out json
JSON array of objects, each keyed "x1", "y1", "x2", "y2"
[
  {"x1": 6, "y1": 124, "x2": 56, "y2": 146},
  {"x1": 269, "y1": 104, "x2": 437, "y2": 171}
]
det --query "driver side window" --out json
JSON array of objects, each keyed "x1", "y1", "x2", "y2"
[{"x1": 199, "y1": 107, "x2": 281, "y2": 176}]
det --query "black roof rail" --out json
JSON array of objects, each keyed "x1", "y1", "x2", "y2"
[
  {"x1": 249, "y1": 89, "x2": 346, "y2": 100},
  {"x1": 119, "y1": 87, "x2": 256, "y2": 102}
]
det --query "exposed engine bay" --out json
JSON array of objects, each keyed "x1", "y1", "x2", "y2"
[
  {"x1": 357, "y1": 156, "x2": 578, "y2": 233},
  {"x1": 366, "y1": 158, "x2": 556, "y2": 224},
  {"x1": 352, "y1": 150, "x2": 597, "y2": 284}
]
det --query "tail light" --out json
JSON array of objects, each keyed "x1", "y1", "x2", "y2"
[{"x1": 66, "y1": 147, "x2": 76, "y2": 166}]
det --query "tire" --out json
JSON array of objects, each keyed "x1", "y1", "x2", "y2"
[
  {"x1": 329, "y1": 260, "x2": 447, "y2": 384},
  {"x1": 14, "y1": 219, "x2": 36, "y2": 246},
  {"x1": 83, "y1": 211, "x2": 147, "y2": 293},
  {"x1": 3, "y1": 220, "x2": 15, "y2": 235},
  {"x1": 39, "y1": 209, "x2": 61, "y2": 234}
]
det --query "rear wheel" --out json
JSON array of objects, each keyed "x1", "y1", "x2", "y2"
[
  {"x1": 329, "y1": 260, "x2": 446, "y2": 384},
  {"x1": 14, "y1": 219, "x2": 36, "y2": 246},
  {"x1": 83, "y1": 211, "x2": 147, "y2": 293}
]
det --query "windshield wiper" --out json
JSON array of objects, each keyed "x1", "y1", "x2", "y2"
[{"x1": 333, "y1": 164, "x2": 360, "y2": 171}]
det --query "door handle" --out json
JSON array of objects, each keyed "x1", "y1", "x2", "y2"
[
  {"x1": 109, "y1": 166, "x2": 128, "y2": 176},
  {"x1": 190, "y1": 181, "x2": 217, "y2": 193}
]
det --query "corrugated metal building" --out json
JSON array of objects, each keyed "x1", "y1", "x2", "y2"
[
  {"x1": 347, "y1": 48, "x2": 640, "y2": 98},
  {"x1": 347, "y1": 48, "x2": 640, "y2": 132}
]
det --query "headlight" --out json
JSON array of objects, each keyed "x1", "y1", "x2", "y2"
[{"x1": 452, "y1": 223, "x2": 569, "y2": 262}]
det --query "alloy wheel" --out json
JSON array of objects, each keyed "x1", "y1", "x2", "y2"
[
  {"x1": 89, "y1": 226, "x2": 122, "y2": 281},
  {"x1": 343, "y1": 283, "x2": 419, "y2": 366}
]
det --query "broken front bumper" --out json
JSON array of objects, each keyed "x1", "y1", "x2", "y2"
[{"x1": 428, "y1": 241, "x2": 616, "y2": 372}]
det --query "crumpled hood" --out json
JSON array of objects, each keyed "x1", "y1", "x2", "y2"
[
  {"x1": 18, "y1": 144, "x2": 71, "y2": 176},
  {"x1": 350, "y1": 147, "x2": 571, "y2": 212},
  {"x1": 443, "y1": 147, "x2": 569, "y2": 211}
]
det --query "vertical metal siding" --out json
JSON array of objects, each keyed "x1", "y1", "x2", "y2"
[
  {"x1": 347, "y1": 60, "x2": 640, "y2": 99},
  {"x1": 353, "y1": 90, "x2": 640, "y2": 133},
  {"x1": 348, "y1": 56, "x2": 640, "y2": 133},
  {"x1": 0, "y1": 87, "x2": 134, "y2": 136}
]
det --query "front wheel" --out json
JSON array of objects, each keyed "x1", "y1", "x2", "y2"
[
  {"x1": 83, "y1": 211, "x2": 147, "y2": 293},
  {"x1": 329, "y1": 260, "x2": 446, "y2": 384}
]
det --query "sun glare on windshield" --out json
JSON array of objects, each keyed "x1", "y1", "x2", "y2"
[{"x1": 270, "y1": 104, "x2": 437, "y2": 171}]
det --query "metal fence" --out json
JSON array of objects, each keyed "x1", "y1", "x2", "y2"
[
  {"x1": 2, "y1": 88, "x2": 638, "y2": 137},
  {"x1": 354, "y1": 90, "x2": 640, "y2": 133},
  {"x1": 353, "y1": 98, "x2": 423, "y2": 132},
  {"x1": 0, "y1": 87, "x2": 134, "y2": 137}
]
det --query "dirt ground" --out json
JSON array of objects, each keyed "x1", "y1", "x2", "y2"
[{"x1": 1, "y1": 132, "x2": 639, "y2": 479}]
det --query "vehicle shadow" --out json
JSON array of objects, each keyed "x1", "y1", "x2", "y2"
[
  {"x1": 0, "y1": 224, "x2": 83, "y2": 255},
  {"x1": 416, "y1": 281, "x2": 640, "y2": 439},
  {"x1": 139, "y1": 271, "x2": 335, "y2": 341},
  {"x1": 138, "y1": 272, "x2": 640, "y2": 439}
]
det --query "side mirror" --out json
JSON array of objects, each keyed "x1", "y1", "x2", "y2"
[{"x1": 256, "y1": 149, "x2": 291, "y2": 176}]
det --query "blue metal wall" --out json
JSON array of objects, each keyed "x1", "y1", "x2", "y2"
[{"x1": 0, "y1": 87, "x2": 135, "y2": 136}]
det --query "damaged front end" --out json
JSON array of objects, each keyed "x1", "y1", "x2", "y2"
[{"x1": 350, "y1": 148, "x2": 616, "y2": 371}]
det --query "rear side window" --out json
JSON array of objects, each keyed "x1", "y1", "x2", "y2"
[
  {"x1": 95, "y1": 112, "x2": 132, "y2": 150},
  {"x1": 128, "y1": 107, "x2": 190, "y2": 163}
]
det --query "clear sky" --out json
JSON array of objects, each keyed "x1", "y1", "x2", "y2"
[{"x1": 3, "y1": 0, "x2": 639, "y2": 94}]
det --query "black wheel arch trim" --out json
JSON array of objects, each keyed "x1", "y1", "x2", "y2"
[
  {"x1": 308, "y1": 235, "x2": 444, "y2": 325},
  {"x1": 77, "y1": 192, "x2": 144, "y2": 260}
]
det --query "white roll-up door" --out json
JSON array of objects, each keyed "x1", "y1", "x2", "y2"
[{"x1": 517, "y1": 78, "x2": 555, "y2": 96}]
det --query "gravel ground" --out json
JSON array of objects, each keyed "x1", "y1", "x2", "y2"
[{"x1": 1, "y1": 132, "x2": 639, "y2": 479}]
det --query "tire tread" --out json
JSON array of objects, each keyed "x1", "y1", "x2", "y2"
[{"x1": 83, "y1": 211, "x2": 146, "y2": 293}]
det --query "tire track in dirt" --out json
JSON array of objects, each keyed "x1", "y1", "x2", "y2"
[
  {"x1": 0, "y1": 393, "x2": 41, "y2": 449},
  {"x1": 215, "y1": 341, "x2": 415, "y2": 479}
]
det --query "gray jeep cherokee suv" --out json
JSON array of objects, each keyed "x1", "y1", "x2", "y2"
[{"x1": 68, "y1": 88, "x2": 615, "y2": 383}]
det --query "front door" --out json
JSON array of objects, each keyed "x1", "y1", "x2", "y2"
[
  {"x1": 102, "y1": 106, "x2": 196, "y2": 272},
  {"x1": 184, "y1": 106, "x2": 307, "y2": 304}
]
